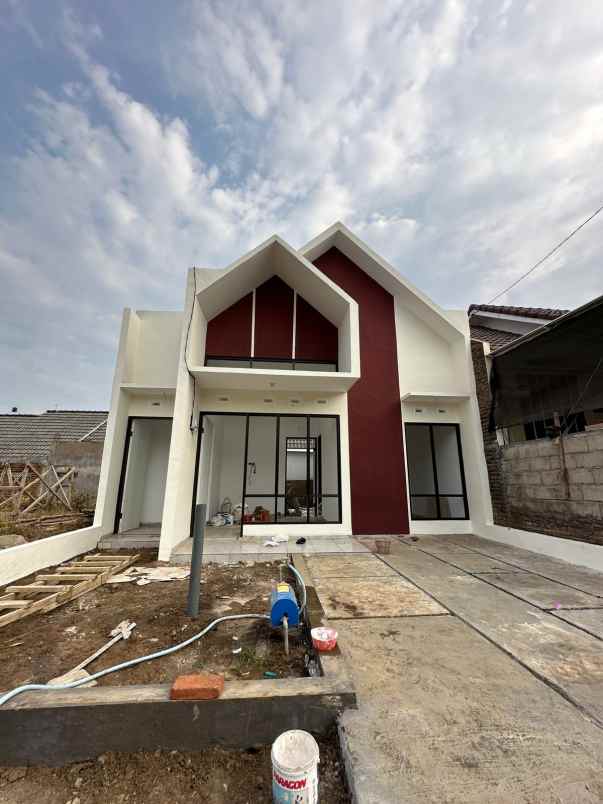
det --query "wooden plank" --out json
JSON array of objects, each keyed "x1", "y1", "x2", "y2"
[
  {"x1": 36, "y1": 574, "x2": 96, "y2": 582},
  {"x1": 0, "y1": 600, "x2": 31, "y2": 609},
  {"x1": 50, "y1": 465, "x2": 70, "y2": 507},
  {"x1": 0, "y1": 555, "x2": 138, "y2": 630},
  {"x1": 24, "y1": 464, "x2": 72, "y2": 511},
  {"x1": 55, "y1": 566, "x2": 115, "y2": 574},
  {"x1": 0, "y1": 682, "x2": 355, "y2": 765},
  {"x1": 6, "y1": 585, "x2": 69, "y2": 593}
]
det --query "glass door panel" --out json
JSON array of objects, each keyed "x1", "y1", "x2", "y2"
[
  {"x1": 405, "y1": 423, "x2": 468, "y2": 520},
  {"x1": 245, "y1": 415, "x2": 277, "y2": 522}
]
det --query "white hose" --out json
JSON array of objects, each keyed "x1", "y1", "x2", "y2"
[
  {"x1": 0, "y1": 613, "x2": 269, "y2": 708},
  {"x1": 287, "y1": 563, "x2": 307, "y2": 614}
]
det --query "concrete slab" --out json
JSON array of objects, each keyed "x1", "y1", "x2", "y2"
[
  {"x1": 475, "y1": 570, "x2": 603, "y2": 611},
  {"x1": 305, "y1": 553, "x2": 398, "y2": 578},
  {"x1": 313, "y1": 576, "x2": 447, "y2": 619},
  {"x1": 450, "y1": 534, "x2": 603, "y2": 598},
  {"x1": 338, "y1": 616, "x2": 603, "y2": 804},
  {"x1": 416, "y1": 543, "x2": 530, "y2": 574},
  {"x1": 552, "y1": 609, "x2": 603, "y2": 640},
  {"x1": 382, "y1": 550, "x2": 603, "y2": 726}
]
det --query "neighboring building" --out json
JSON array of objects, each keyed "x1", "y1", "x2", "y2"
[
  {"x1": 94, "y1": 222, "x2": 494, "y2": 561},
  {"x1": 470, "y1": 298, "x2": 603, "y2": 545},
  {"x1": 0, "y1": 410, "x2": 108, "y2": 510},
  {"x1": 0, "y1": 410, "x2": 107, "y2": 464}
]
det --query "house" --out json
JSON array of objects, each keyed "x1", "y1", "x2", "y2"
[
  {"x1": 0, "y1": 410, "x2": 108, "y2": 464},
  {"x1": 0, "y1": 410, "x2": 108, "y2": 509},
  {"x1": 92, "y1": 223, "x2": 494, "y2": 561},
  {"x1": 470, "y1": 297, "x2": 603, "y2": 545}
]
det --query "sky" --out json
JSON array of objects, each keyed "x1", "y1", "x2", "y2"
[{"x1": 1, "y1": 1, "x2": 602, "y2": 413}]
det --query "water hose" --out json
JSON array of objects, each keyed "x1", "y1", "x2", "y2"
[
  {"x1": 0, "y1": 613, "x2": 269, "y2": 708},
  {"x1": 287, "y1": 563, "x2": 307, "y2": 615}
]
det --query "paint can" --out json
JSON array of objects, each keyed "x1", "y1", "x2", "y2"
[{"x1": 271, "y1": 729, "x2": 319, "y2": 803}]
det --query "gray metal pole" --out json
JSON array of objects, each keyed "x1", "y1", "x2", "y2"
[{"x1": 187, "y1": 503, "x2": 206, "y2": 617}]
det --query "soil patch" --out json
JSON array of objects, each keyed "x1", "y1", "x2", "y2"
[
  {"x1": 0, "y1": 556, "x2": 307, "y2": 689},
  {"x1": 0, "y1": 730, "x2": 350, "y2": 803}
]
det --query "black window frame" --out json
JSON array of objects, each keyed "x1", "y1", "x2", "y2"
[
  {"x1": 191, "y1": 412, "x2": 342, "y2": 536},
  {"x1": 204, "y1": 355, "x2": 339, "y2": 372},
  {"x1": 405, "y1": 422, "x2": 469, "y2": 521}
]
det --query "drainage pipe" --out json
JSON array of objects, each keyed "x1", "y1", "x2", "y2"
[
  {"x1": 0, "y1": 613, "x2": 269, "y2": 708},
  {"x1": 287, "y1": 563, "x2": 307, "y2": 615}
]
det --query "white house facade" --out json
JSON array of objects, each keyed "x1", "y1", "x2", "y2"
[{"x1": 92, "y1": 223, "x2": 493, "y2": 561}]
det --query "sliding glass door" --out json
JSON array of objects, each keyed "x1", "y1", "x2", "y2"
[
  {"x1": 405, "y1": 423, "x2": 468, "y2": 520},
  {"x1": 199, "y1": 413, "x2": 341, "y2": 528}
]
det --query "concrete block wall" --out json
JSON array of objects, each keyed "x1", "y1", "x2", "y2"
[
  {"x1": 471, "y1": 341, "x2": 603, "y2": 546},
  {"x1": 48, "y1": 440, "x2": 104, "y2": 508}
]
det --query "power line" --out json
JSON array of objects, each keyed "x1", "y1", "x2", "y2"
[{"x1": 482, "y1": 202, "x2": 603, "y2": 307}]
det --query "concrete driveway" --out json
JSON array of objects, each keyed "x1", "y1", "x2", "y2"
[{"x1": 304, "y1": 534, "x2": 603, "y2": 803}]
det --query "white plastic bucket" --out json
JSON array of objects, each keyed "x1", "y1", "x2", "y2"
[{"x1": 271, "y1": 729, "x2": 320, "y2": 803}]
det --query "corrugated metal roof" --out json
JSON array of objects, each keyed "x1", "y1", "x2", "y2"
[
  {"x1": 468, "y1": 304, "x2": 569, "y2": 320},
  {"x1": 0, "y1": 410, "x2": 108, "y2": 463}
]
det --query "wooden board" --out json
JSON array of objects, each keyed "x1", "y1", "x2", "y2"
[{"x1": 0, "y1": 553, "x2": 138, "y2": 629}]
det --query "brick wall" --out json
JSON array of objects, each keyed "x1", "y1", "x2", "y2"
[{"x1": 471, "y1": 341, "x2": 603, "y2": 545}]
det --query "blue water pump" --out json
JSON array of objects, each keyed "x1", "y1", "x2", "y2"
[{"x1": 270, "y1": 582, "x2": 300, "y2": 628}]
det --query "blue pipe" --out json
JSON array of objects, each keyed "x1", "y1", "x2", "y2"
[{"x1": 0, "y1": 613, "x2": 269, "y2": 708}]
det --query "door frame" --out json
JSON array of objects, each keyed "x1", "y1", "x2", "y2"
[
  {"x1": 113, "y1": 416, "x2": 173, "y2": 534},
  {"x1": 405, "y1": 422, "x2": 469, "y2": 521},
  {"x1": 190, "y1": 411, "x2": 342, "y2": 537}
]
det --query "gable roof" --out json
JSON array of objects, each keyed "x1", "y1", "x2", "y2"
[
  {"x1": 195, "y1": 234, "x2": 356, "y2": 328},
  {"x1": 0, "y1": 410, "x2": 108, "y2": 463},
  {"x1": 300, "y1": 221, "x2": 465, "y2": 341},
  {"x1": 469, "y1": 324, "x2": 521, "y2": 351},
  {"x1": 468, "y1": 304, "x2": 569, "y2": 320}
]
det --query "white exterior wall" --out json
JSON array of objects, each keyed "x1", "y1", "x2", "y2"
[
  {"x1": 395, "y1": 299, "x2": 491, "y2": 534},
  {"x1": 94, "y1": 308, "x2": 180, "y2": 540},
  {"x1": 140, "y1": 419, "x2": 172, "y2": 523}
]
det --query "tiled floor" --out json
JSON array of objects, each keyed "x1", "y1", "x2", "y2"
[{"x1": 170, "y1": 532, "x2": 380, "y2": 564}]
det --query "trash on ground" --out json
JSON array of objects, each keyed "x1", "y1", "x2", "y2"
[
  {"x1": 263, "y1": 534, "x2": 288, "y2": 547},
  {"x1": 109, "y1": 566, "x2": 191, "y2": 584},
  {"x1": 264, "y1": 670, "x2": 279, "y2": 679},
  {"x1": 48, "y1": 667, "x2": 97, "y2": 687},
  {"x1": 49, "y1": 620, "x2": 137, "y2": 686},
  {"x1": 311, "y1": 626, "x2": 338, "y2": 652}
]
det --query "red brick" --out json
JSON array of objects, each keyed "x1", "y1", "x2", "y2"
[{"x1": 170, "y1": 673, "x2": 224, "y2": 701}]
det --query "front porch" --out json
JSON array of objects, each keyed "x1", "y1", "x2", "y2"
[{"x1": 170, "y1": 531, "x2": 382, "y2": 565}]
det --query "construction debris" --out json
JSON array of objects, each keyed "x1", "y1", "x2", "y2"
[
  {"x1": 109, "y1": 566, "x2": 191, "y2": 585},
  {"x1": 0, "y1": 553, "x2": 138, "y2": 629},
  {"x1": 48, "y1": 619, "x2": 136, "y2": 687}
]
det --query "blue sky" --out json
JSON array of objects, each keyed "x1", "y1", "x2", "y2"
[{"x1": 1, "y1": 1, "x2": 602, "y2": 413}]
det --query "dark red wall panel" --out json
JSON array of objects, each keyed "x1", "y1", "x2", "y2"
[
  {"x1": 295, "y1": 295, "x2": 338, "y2": 363},
  {"x1": 254, "y1": 275, "x2": 294, "y2": 359},
  {"x1": 205, "y1": 292, "x2": 252, "y2": 358},
  {"x1": 312, "y1": 247, "x2": 409, "y2": 535}
]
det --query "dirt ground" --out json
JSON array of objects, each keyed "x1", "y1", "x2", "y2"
[
  {"x1": 0, "y1": 512, "x2": 92, "y2": 544},
  {"x1": 0, "y1": 556, "x2": 307, "y2": 689},
  {"x1": 0, "y1": 731, "x2": 350, "y2": 803}
]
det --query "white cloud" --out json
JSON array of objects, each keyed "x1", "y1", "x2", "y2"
[{"x1": 1, "y1": 0, "x2": 603, "y2": 410}]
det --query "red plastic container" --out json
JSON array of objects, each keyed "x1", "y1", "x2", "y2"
[{"x1": 311, "y1": 626, "x2": 338, "y2": 652}]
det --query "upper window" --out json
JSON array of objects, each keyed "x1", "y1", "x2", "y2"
[{"x1": 205, "y1": 356, "x2": 337, "y2": 372}]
